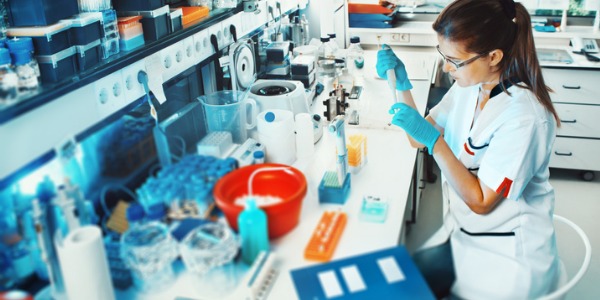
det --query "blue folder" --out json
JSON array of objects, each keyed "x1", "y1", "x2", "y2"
[{"x1": 290, "y1": 246, "x2": 435, "y2": 300}]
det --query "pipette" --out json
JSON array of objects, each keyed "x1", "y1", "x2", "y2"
[{"x1": 376, "y1": 35, "x2": 398, "y2": 104}]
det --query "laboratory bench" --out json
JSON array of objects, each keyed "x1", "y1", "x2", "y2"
[{"x1": 112, "y1": 48, "x2": 438, "y2": 299}]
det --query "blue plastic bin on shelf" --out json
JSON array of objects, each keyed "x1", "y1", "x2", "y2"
[
  {"x1": 63, "y1": 13, "x2": 104, "y2": 46},
  {"x1": 75, "y1": 39, "x2": 102, "y2": 72},
  {"x1": 7, "y1": 0, "x2": 78, "y2": 27},
  {"x1": 118, "y1": 5, "x2": 170, "y2": 42},
  {"x1": 169, "y1": 8, "x2": 183, "y2": 33},
  {"x1": 113, "y1": 0, "x2": 165, "y2": 12},
  {"x1": 119, "y1": 34, "x2": 145, "y2": 52},
  {"x1": 7, "y1": 23, "x2": 71, "y2": 56},
  {"x1": 36, "y1": 47, "x2": 77, "y2": 84}
]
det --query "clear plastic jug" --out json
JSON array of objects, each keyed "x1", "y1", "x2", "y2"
[{"x1": 199, "y1": 90, "x2": 258, "y2": 144}]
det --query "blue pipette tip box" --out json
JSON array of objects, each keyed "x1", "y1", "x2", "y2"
[{"x1": 318, "y1": 171, "x2": 351, "y2": 204}]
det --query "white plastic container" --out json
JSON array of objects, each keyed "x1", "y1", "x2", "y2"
[
  {"x1": 257, "y1": 109, "x2": 296, "y2": 165},
  {"x1": 295, "y1": 113, "x2": 314, "y2": 159}
]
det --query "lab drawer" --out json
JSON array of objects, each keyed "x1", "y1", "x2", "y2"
[
  {"x1": 550, "y1": 137, "x2": 600, "y2": 171},
  {"x1": 543, "y1": 68, "x2": 600, "y2": 105},
  {"x1": 555, "y1": 103, "x2": 600, "y2": 138}
]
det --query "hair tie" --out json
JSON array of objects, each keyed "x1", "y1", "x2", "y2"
[{"x1": 500, "y1": 0, "x2": 516, "y2": 21}]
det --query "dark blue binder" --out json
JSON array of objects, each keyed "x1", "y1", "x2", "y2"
[{"x1": 290, "y1": 246, "x2": 434, "y2": 299}]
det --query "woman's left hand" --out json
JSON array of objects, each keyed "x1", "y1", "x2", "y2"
[{"x1": 389, "y1": 103, "x2": 440, "y2": 154}]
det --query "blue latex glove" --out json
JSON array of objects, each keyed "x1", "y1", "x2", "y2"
[
  {"x1": 389, "y1": 103, "x2": 440, "y2": 154},
  {"x1": 376, "y1": 45, "x2": 413, "y2": 91}
]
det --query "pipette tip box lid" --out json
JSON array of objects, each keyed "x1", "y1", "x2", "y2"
[
  {"x1": 7, "y1": 23, "x2": 72, "y2": 56},
  {"x1": 318, "y1": 171, "x2": 351, "y2": 204},
  {"x1": 181, "y1": 6, "x2": 210, "y2": 29},
  {"x1": 63, "y1": 13, "x2": 104, "y2": 46},
  {"x1": 36, "y1": 46, "x2": 78, "y2": 84}
]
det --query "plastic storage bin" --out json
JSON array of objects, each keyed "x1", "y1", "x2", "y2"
[
  {"x1": 7, "y1": 0, "x2": 79, "y2": 27},
  {"x1": 181, "y1": 6, "x2": 210, "y2": 29},
  {"x1": 113, "y1": 0, "x2": 165, "y2": 12},
  {"x1": 119, "y1": 35, "x2": 145, "y2": 52},
  {"x1": 37, "y1": 46, "x2": 77, "y2": 84},
  {"x1": 169, "y1": 8, "x2": 183, "y2": 33},
  {"x1": 118, "y1": 5, "x2": 170, "y2": 42},
  {"x1": 101, "y1": 35, "x2": 120, "y2": 59},
  {"x1": 64, "y1": 13, "x2": 104, "y2": 46},
  {"x1": 7, "y1": 23, "x2": 71, "y2": 56},
  {"x1": 75, "y1": 39, "x2": 102, "y2": 72}
]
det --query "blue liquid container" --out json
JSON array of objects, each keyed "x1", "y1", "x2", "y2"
[{"x1": 238, "y1": 198, "x2": 269, "y2": 265}]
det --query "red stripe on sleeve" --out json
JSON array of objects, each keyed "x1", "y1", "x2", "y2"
[
  {"x1": 496, "y1": 177, "x2": 513, "y2": 198},
  {"x1": 463, "y1": 143, "x2": 474, "y2": 156}
]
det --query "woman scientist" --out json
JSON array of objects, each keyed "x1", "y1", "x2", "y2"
[{"x1": 376, "y1": 0, "x2": 561, "y2": 298}]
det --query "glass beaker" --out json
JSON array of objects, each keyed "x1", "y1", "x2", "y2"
[{"x1": 199, "y1": 90, "x2": 257, "y2": 144}]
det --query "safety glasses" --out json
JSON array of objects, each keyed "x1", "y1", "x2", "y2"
[{"x1": 436, "y1": 45, "x2": 488, "y2": 70}]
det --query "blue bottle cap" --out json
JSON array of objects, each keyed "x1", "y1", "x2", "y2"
[
  {"x1": 350, "y1": 36, "x2": 360, "y2": 44},
  {"x1": 328, "y1": 33, "x2": 336, "y2": 39},
  {"x1": 253, "y1": 150, "x2": 265, "y2": 159},
  {"x1": 265, "y1": 112, "x2": 275, "y2": 122},
  {"x1": 146, "y1": 204, "x2": 166, "y2": 221},
  {"x1": 126, "y1": 204, "x2": 145, "y2": 222},
  {"x1": 11, "y1": 50, "x2": 32, "y2": 66},
  {"x1": 320, "y1": 36, "x2": 330, "y2": 43},
  {"x1": 0, "y1": 48, "x2": 11, "y2": 65},
  {"x1": 6, "y1": 37, "x2": 34, "y2": 52}
]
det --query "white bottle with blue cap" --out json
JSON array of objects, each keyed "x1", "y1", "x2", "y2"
[{"x1": 257, "y1": 110, "x2": 296, "y2": 165}]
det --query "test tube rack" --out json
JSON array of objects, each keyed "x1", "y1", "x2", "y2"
[
  {"x1": 234, "y1": 251, "x2": 278, "y2": 300},
  {"x1": 304, "y1": 210, "x2": 347, "y2": 262}
]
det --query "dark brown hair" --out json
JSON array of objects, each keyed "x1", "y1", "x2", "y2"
[{"x1": 432, "y1": 0, "x2": 560, "y2": 126}]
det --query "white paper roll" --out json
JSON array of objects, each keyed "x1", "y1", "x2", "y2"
[
  {"x1": 56, "y1": 225, "x2": 115, "y2": 300},
  {"x1": 295, "y1": 113, "x2": 315, "y2": 159}
]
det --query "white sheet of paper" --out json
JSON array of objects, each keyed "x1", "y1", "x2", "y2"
[
  {"x1": 377, "y1": 256, "x2": 406, "y2": 284},
  {"x1": 318, "y1": 270, "x2": 344, "y2": 298},
  {"x1": 341, "y1": 265, "x2": 367, "y2": 293},
  {"x1": 144, "y1": 53, "x2": 167, "y2": 104}
]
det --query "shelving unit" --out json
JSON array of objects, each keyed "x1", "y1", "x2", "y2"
[{"x1": 0, "y1": 1, "x2": 302, "y2": 189}]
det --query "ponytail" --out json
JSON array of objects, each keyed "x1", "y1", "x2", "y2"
[{"x1": 504, "y1": 2, "x2": 560, "y2": 126}]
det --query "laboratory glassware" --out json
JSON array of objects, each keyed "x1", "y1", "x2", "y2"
[
  {"x1": 120, "y1": 207, "x2": 178, "y2": 292},
  {"x1": 199, "y1": 90, "x2": 257, "y2": 144}
]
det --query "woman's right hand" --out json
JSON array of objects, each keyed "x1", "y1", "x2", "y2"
[{"x1": 376, "y1": 45, "x2": 413, "y2": 91}]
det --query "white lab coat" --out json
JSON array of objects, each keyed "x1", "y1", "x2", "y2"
[{"x1": 428, "y1": 82, "x2": 560, "y2": 299}]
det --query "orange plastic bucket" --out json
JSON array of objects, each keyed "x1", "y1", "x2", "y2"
[{"x1": 213, "y1": 163, "x2": 307, "y2": 239}]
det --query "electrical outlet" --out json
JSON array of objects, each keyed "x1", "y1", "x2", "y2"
[
  {"x1": 95, "y1": 71, "x2": 126, "y2": 118},
  {"x1": 391, "y1": 33, "x2": 410, "y2": 43},
  {"x1": 222, "y1": 13, "x2": 242, "y2": 47},
  {"x1": 122, "y1": 60, "x2": 146, "y2": 103},
  {"x1": 182, "y1": 36, "x2": 195, "y2": 66},
  {"x1": 161, "y1": 41, "x2": 187, "y2": 82},
  {"x1": 208, "y1": 23, "x2": 223, "y2": 51},
  {"x1": 192, "y1": 30, "x2": 210, "y2": 64}
]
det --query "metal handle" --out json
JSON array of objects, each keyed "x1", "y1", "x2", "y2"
[
  {"x1": 560, "y1": 119, "x2": 577, "y2": 123},
  {"x1": 554, "y1": 151, "x2": 573, "y2": 156},
  {"x1": 562, "y1": 84, "x2": 581, "y2": 89}
]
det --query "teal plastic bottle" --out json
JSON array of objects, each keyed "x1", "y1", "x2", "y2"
[{"x1": 238, "y1": 198, "x2": 269, "y2": 264}]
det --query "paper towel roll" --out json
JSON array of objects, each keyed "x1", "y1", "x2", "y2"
[{"x1": 56, "y1": 226, "x2": 115, "y2": 300}]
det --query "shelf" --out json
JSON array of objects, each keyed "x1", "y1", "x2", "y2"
[{"x1": 0, "y1": 8, "x2": 239, "y2": 125}]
